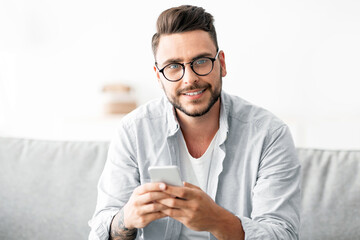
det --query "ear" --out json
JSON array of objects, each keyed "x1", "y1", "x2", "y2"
[
  {"x1": 154, "y1": 66, "x2": 160, "y2": 79},
  {"x1": 154, "y1": 66, "x2": 163, "y2": 89},
  {"x1": 219, "y1": 50, "x2": 227, "y2": 77}
]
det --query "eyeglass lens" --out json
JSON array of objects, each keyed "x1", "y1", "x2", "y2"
[{"x1": 163, "y1": 57, "x2": 213, "y2": 81}]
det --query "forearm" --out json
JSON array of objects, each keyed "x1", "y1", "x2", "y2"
[
  {"x1": 110, "y1": 208, "x2": 137, "y2": 240},
  {"x1": 211, "y1": 208, "x2": 245, "y2": 240}
]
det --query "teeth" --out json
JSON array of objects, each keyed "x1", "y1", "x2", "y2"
[{"x1": 184, "y1": 89, "x2": 204, "y2": 96}]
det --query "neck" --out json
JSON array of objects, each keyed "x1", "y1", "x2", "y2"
[{"x1": 176, "y1": 99, "x2": 221, "y2": 158}]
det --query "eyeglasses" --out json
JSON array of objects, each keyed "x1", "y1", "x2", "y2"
[{"x1": 155, "y1": 50, "x2": 220, "y2": 82}]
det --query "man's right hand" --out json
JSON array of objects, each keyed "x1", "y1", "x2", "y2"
[
  {"x1": 123, "y1": 182, "x2": 171, "y2": 229},
  {"x1": 110, "y1": 182, "x2": 171, "y2": 240}
]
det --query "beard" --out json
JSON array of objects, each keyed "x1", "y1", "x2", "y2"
[{"x1": 162, "y1": 74, "x2": 222, "y2": 118}]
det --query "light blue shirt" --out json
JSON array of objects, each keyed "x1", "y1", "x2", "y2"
[{"x1": 89, "y1": 91, "x2": 301, "y2": 240}]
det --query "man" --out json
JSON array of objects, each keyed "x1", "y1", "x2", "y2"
[{"x1": 89, "y1": 5, "x2": 300, "y2": 240}]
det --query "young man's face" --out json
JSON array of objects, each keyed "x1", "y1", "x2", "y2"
[{"x1": 154, "y1": 30, "x2": 227, "y2": 117}]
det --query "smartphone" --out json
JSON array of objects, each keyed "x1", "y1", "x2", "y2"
[{"x1": 148, "y1": 165, "x2": 183, "y2": 187}]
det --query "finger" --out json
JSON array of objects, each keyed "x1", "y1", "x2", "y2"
[
  {"x1": 161, "y1": 185, "x2": 193, "y2": 200},
  {"x1": 161, "y1": 208, "x2": 184, "y2": 218},
  {"x1": 144, "y1": 212, "x2": 167, "y2": 222},
  {"x1": 138, "y1": 202, "x2": 170, "y2": 215},
  {"x1": 134, "y1": 182, "x2": 166, "y2": 195},
  {"x1": 157, "y1": 197, "x2": 186, "y2": 209},
  {"x1": 183, "y1": 181, "x2": 201, "y2": 190},
  {"x1": 136, "y1": 191, "x2": 173, "y2": 205},
  {"x1": 135, "y1": 211, "x2": 168, "y2": 228}
]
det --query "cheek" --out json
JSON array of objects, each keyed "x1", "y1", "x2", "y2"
[{"x1": 162, "y1": 81, "x2": 179, "y2": 95}]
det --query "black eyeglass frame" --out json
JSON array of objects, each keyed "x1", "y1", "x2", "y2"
[{"x1": 155, "y1": 50, "x2": 220, "y2": 82}]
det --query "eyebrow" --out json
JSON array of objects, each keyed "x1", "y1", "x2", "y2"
[{"x1": 159, "y1": 52, "x2": 214, "y2": 67}]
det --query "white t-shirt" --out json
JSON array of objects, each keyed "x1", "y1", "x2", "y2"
[{"x1": 177, "y1": 131, "x2": 219, "y2": 240}]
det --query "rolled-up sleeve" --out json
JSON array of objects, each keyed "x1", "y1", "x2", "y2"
[
  {"x1": 89, "y1": 120, "x2": 140, "y2": 240},
  {"x1": 239, "y1": 125, "x2": 301, "y2": 239}
]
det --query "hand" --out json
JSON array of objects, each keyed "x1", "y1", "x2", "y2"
[
  {"x1": 157, "y1": 182, "x2": 244, "y2": 239},
  {"x1": 157, "y1": 182, "x2": 224, "y2": 231},
  {"x1": 122, "y1": 182, "x2": 171, "y2": 229}
]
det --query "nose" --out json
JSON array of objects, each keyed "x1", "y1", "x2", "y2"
[{"x1": 182, "y1": 63, "x2": 199, "y2": 85}]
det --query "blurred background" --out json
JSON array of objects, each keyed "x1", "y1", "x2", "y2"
[{"x1": 0, "y1": 0, "x2": 359, "y2": 149}]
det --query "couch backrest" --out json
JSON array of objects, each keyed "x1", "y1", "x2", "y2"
[
  {"x1": 1, "y1": 137, "x2": 360, "y2": 240},
  {"x1": 0, "y1": 137, "x2": 109, "y2": 240},
  {"x1": 297, "y1": 148, "x2": 360, "y2": 240}
]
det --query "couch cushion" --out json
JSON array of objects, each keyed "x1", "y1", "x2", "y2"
[
  {"x1": 297, "y1": 148, "x2": 360, "y2": 240},
  {"x1": 0, "y1": 137, "x2": 109, "y2": 240}
]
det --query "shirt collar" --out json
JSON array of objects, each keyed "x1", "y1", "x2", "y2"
[
  {"x1": 165, "y1": 90, "x2": 230, "y2": 139},
  {"x1": 218, "y1": 91, "x2": 230, "y2": 145},
  {"x1": 165, "y1": 98, "x2": 180, "y2": 136}
]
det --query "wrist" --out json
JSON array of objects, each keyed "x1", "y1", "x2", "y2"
[
  {"x1": 110, "y1": 208, "x2": 138, "y2": 239},
  {"x1": 120, "y1": 207, "x2": 138, "y2": 231},
  {"x1": 210, "y1": 208, "x2": 244, "y2": 240}
]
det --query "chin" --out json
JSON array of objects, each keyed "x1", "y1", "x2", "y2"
[{"x1": 176, "y1": 103, "x2": 214, "y2": 117}]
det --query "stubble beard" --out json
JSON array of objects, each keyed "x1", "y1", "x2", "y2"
[{"x1": 163, "y1": 75, "x2": 222, "y2": 118}]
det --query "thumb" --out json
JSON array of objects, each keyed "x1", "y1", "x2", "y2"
[{"x1": 183, "y1": 181, "x2": 201, "y2": 189}]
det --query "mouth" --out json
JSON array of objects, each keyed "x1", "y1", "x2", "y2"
[{"x1": 182, "y1": 89, "x2": 206, "y2": 96}]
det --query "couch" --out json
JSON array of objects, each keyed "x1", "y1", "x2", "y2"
[{"x1": 0, "y1": 136, "x2": 359, "y2": 240}]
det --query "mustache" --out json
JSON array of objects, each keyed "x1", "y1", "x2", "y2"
[{"x1": 176, "y1": 82, "x2": 210, "y2": 95}]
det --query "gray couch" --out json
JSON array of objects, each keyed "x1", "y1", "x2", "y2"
[{"x1": 0, "y1": 137, "x2": 359, "y2": 239}]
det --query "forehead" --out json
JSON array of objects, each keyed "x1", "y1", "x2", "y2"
[{"x1": 156, "y1": 30, "x2": 217, "y2": 62}]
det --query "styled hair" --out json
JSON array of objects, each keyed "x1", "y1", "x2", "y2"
[{"x1": 151, "y1": 5, "x2": 218, "y2": 57}]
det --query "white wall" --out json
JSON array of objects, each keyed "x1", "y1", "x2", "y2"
[{"x1": 1, "y1": 0, "x2": 359, "y2": 149}]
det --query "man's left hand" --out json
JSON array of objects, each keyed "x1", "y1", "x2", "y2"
[{"x1": 157, "y1": 182, "x2": 239, "y2": 235}]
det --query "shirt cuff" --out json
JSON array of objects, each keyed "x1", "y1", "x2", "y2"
[
  {"x1": 237, "y1": 216, "x2": 271, "y2": 240},
  {"x1": 89, "y1": 209, "x2": 120, "y2": 240}
]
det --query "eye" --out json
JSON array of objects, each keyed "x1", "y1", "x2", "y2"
[
  {"x1": 166, "y1": 63, "x2": 181, "y2": 70},
  {"x1": 194, "y1": 58, "x2": 208, "y2": 65}
]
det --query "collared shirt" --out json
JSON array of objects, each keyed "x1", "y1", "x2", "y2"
[{"x1": 89, "y1": 91, "x2": 301, "y2": 240}]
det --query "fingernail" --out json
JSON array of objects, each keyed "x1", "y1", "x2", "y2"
[{"x1": 159, "y1": 183, "x2": 166, "y2": 190}]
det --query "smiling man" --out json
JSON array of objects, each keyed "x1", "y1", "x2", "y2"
[
  {"x1": 89, "y1": 5, "x2": 301, "y2": 240},
  {"x1": 154, "y1": 30, "x2": 223, "y2": 119}
]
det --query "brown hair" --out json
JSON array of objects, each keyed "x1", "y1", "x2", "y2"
[{"x1": 151, "y1": 5, "x2": 218, "y2": 57}]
